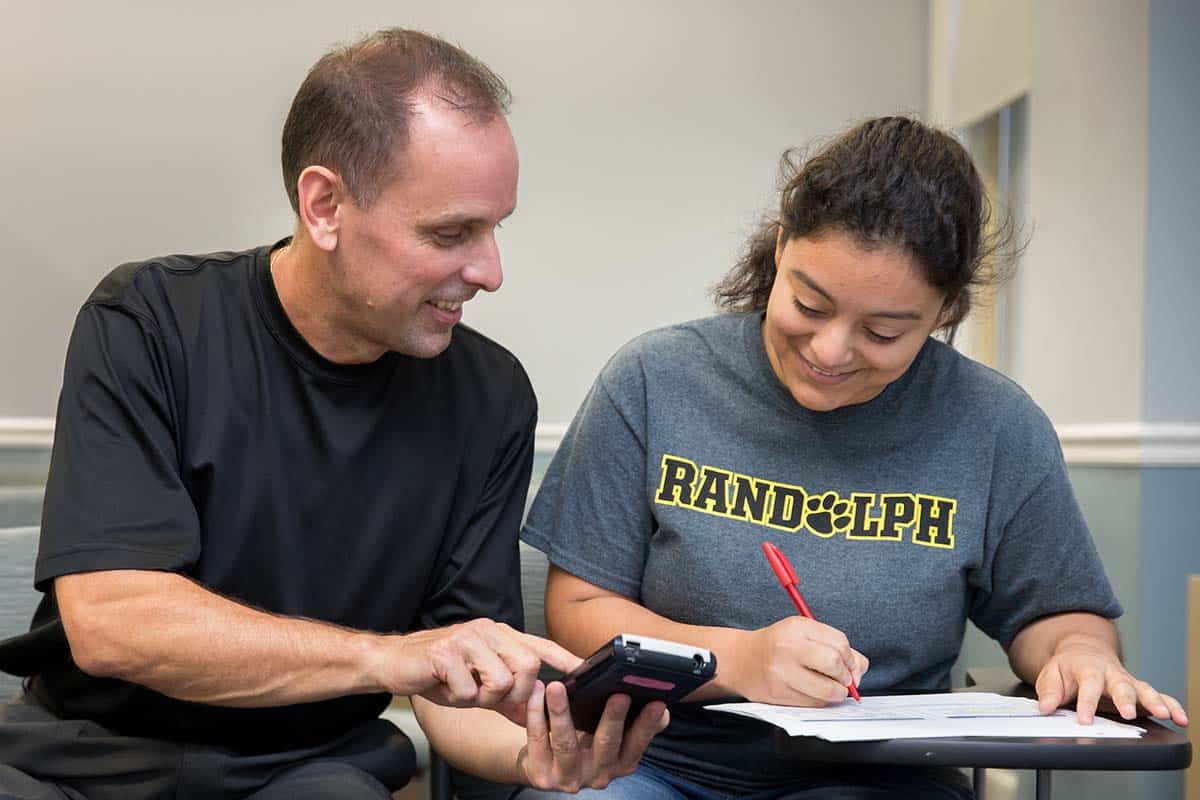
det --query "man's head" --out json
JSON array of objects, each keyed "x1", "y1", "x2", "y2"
[
  {"x1": 281, "y1": 28, "x2": 510, "y2": 215},
  {"x1": 277, "y1": 29, "x2": 518, "y2": 361}
]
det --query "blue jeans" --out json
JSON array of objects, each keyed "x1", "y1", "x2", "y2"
[{"x1": 513, "y1": 760, "x2": 974, "y2": 800}]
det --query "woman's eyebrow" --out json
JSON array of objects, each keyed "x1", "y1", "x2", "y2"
[{"x1": 792, "y1": 270, "x2": 923, "y2": 320}]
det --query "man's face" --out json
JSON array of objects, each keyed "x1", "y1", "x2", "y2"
[{"x1": 332, "y1": 100, "x2": 519, "y2": 359}]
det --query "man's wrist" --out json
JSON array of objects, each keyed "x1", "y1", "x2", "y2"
[{"x1": 356, "y1": 631, "x2": 403, "y2": 695}]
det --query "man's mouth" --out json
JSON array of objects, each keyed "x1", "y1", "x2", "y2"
[{"x1": 430, "y1": 300, "x2": 463, "y2": 312}]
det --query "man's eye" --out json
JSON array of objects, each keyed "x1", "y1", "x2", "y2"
[
  {"x1": 433, "y1": 228, "x2": 466, "y2": 245},
  {"x1": 793, "y1": 299, "x2": 826, "y2": 317}
]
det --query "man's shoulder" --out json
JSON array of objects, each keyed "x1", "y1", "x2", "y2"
[
  {"x1": 445, "y1": 324, "x2": 534, "y2": 399},
  {"x1": 86, "y1": 245, "x2": 264, "y2": 320}
]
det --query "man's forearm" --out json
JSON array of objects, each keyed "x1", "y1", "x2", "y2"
[
  {"x1": 56, "y1": 569, "x2": 399, "y2": 706},
  {"x1": 1006, "y1": 611, "x2": 1120, "y2": 684}
]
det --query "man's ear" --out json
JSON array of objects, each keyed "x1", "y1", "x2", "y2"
[{"x1": 296, "y1": 166, "x2": 344, "y2": 252}]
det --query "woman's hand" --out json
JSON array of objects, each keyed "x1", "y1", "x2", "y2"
[
  {"x1": 734, "y1": 616, "x2": 868, "y2": 706},
  {"x1": 516, "y1": 680, "x2": 669, "y2": 792},
  {"x1": 1035, "y1": 634, "x2": 1188, "y2": 726}
]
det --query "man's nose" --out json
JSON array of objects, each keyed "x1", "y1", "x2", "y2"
[{"x1": 463, "y1": 235, "x2": 504, "y2": 293}]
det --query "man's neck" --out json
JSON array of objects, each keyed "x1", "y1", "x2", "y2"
[{"x1": 269, "y1": 234, "x2": 387, "y2": 365}]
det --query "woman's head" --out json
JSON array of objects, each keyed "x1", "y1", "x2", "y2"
[
  {"x1": 715, "y1": 116, "x2": 1010, "y2": 411},
  {"x1": 716, "y1": 116, "x2": 1000, "y2": 325}
]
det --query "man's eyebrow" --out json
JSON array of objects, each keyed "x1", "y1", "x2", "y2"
[
  {"x1": 423, "y1": 206, "x2": 517, "y2": 228},
  {"x1": 792, "y1": 270, "x2": 924, "y2": 321}
]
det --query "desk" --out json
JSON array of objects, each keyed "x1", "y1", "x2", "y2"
[{"x1": 699, "y1": 669, "x2": 1191, "y2": 800}]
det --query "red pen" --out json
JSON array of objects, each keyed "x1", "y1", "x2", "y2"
[{"x1": 761, "y1": 540, "x2": 862, "y2": 702}]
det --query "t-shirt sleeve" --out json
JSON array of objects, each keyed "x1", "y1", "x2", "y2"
[
  {"x1": 36, "y1": 302, "x2": 201, "y2": 589},
  {"x1": 417, "y1": 361, "x2": 536, "y2": 632},
  {"x1": 967, "y1": 405, "x2": 1123, "y2": 648},
  {"x1": 522, "y1": 344, "x2": 651, "y2": 599}
]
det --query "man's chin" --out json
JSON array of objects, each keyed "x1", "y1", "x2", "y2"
[{"x1": 394, "y1": 329, "x2": 455, "y2": 359}]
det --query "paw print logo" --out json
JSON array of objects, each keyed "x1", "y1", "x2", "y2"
[{"x1": 803, "y1": 492, "x2": 853, "y2": 536}]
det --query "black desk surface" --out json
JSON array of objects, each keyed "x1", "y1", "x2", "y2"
[{"x1": 691, "y1": 669, "x2": 1191, "y2": 772}]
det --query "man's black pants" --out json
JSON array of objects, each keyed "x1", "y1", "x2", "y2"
[{"x1": 0, "y1": 691, "x2": 415, "y2": 800}]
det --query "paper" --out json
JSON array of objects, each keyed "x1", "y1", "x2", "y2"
[{"x1": 705, "y1": 692, "x2": 1146, "y2": 741}]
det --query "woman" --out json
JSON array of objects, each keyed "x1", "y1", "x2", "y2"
[{"x1": 519, "y1": 117, "x2": 1187, "y2": 799}]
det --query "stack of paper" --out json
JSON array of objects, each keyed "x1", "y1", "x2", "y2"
[{"x1": 706, "y1": 692, "x2": 1146, "y2": 741}]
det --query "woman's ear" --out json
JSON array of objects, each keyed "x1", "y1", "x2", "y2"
[
  {"x1": 295, "y1": 166, "x2": 344, "y2": 252},
  {"x1": 936, "y1": 291, "x2": 966, "y2": 332},
  {"x1": 774, "y1": 226, "x2": 786, "y2": 267}
]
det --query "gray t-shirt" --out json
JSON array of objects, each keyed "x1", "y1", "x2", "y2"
[{"x1": 523, "y1": 312, "x2": 1120, "y2": 791}]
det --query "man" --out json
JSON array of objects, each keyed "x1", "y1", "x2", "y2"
[{"x1": 0, "y1": 29, "x2": 666, "y2": 799}]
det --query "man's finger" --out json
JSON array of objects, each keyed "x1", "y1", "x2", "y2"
[
  {"x1": 618, "y1": 700, "x2": 669, "y2": 770},
  {"x1": 518, "y1": 632, "x2": 584, "y2": 674},
  {"x1": 590, "y1": 694, "x2": 631, "y2": 770},
  {"x1": 523, "y1": 681, "x2": 553, "y2": 779},
  {"x1": 479, "y1": 628, "x2": 544, "y2": 707},
  {"x1": 456, "y1": 636, "x2": 516, "y2": 708},
  {"x1": 427, "y1": 645, "x2": 484, "y2": 706},
  {"x1": 544, "y1": 681, "x2": 581, "y2": 778}
]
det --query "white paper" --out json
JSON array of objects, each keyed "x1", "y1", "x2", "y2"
[{"x1": 705, "y1": 692, "x2": 1146, "y2": 741}]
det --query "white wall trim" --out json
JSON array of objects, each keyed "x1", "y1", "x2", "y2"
[
  {"x1": 534, "y1": 423, "x2": 568, "y2": 455},
  {"x1": 1056, "y1": 423, "x2": 1200, "y2": 467},
  {"x1": 5, "y1": 417, "x2": 1200, "y2": 467},
  {"x1": 0, "y1": 418, "x2": 54, "y2": 448}
]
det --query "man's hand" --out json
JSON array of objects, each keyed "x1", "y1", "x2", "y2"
[
  {"x1": 517, "y1": 680, "x2": 669, "y2": 792},
  {"x1": 734, "y1": 616, "x2": 868, "y2": 707},
  {"x1": 385, "y1": 619, "x2": 583, "y2": 723},
  {"x1": 1034, "y1": 634, "x2": 1188, "y2": 726}
]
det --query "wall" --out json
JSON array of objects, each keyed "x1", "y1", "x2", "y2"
[
  {"x1": 1006, "y1": 0, "x2": 1149, "y2": 425},
  {"x1": 1138, "y1": 1, "x2": 1200, "y2": 796},
  {"x1": 956, "y1": 2, "x2": 1200, "y2": 797},
  {"x1": 0, "y1": 0, "x2": 927, "y2": 426}
]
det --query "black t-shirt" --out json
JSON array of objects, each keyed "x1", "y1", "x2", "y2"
[{"x1": 24, "y1": 241, "x2": 535, "y2": 754}]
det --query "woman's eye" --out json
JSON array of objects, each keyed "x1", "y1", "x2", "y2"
[
  {"x1": 866, "y1": 329, "x2": 901, "y2": 343},
  {"x1": 793, "y1": 299, "x2": 826, "y2": 317}
]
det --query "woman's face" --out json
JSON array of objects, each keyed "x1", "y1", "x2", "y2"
[{"x1": 762, "y1": 231, "x2": 946, "y2": 412}]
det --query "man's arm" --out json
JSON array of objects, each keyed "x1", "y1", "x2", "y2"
[
  {"x1": 56, "y1": 569, "x2": 577, "y2": 709},
  {"x1": 1007, "y1": 611, "x2": 1187, "y2": 725}
]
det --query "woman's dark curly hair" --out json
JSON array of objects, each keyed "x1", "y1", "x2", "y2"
[{"x1": 713, "y1": 116, "x2": 1013, "y2": 336}]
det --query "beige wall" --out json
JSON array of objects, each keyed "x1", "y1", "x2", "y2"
[
  {"x1": 1006, "y1": 0, "x2": 1149, "y2": 425},
  {"x1": 0, "y1": 0, "x2": 928, "y2": 425}
]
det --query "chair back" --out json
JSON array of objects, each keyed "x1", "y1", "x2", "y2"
[
  {"x1": 0, "y1": 525, "x2": 42, "y2": 697},
  {"x1": 519, "y1": 541, "x2": 549, "y2": 638}
]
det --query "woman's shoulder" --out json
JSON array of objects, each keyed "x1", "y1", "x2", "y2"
[
  {"x1": 609, "y1": 312, "x2": 753, "y2": 367},
  {"x1": 922, "y1": 339, "x2": 1060, "y2": 456},
  {"x1": 924, "y1": 339, "x2": 1032, "y2": 407}
]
